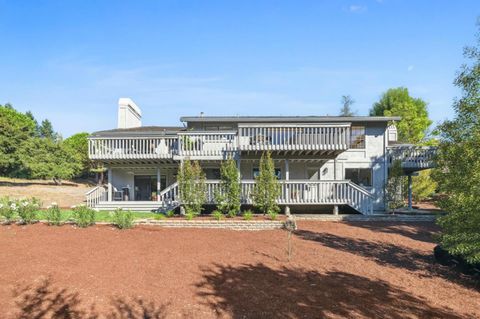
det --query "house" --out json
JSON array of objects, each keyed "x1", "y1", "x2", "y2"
[{"x1": 86, "y1": 98, "x2": 436, "y2": 214}]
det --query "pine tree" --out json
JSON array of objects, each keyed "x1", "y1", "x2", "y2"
[
  {"x1": 252, "y1": 152, "x2": 280, "y2": 219},
  {"x1": 178, "y1": 160, "x2": 206, "y2": 218},
  {"x1": 215, "y1": 158, "x2": 241, "y2": 217}
]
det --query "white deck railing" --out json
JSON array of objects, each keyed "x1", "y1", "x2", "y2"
[
  {"x1": 178, "y1": 131, "x2": 237, "y2": 158},
  {"x1": 88, "y1": 136, "x2": 178, "y2": 160},
  {"x1": 238, "y1": 124, "x2": 351, "y2": 152},
  {"x1": 85, "y1": 185, "x2": 107, "y2": 207},
  {"x1": 387, "y1": 145, "x2": 437, "y2": 170}
]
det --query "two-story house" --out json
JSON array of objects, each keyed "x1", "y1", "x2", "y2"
[{"x1": 86, "y1": 98, "x2": 435, "y2": 215}]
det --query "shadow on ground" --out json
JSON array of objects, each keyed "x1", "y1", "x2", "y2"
[
  {"x1": 12, "y1": 277, "x2": 167, "y2": 319},
  {"x1": 196, "y1": 263, "x2": 461, "y2": 319},
  {"x1": 295, "y1": 229, "x2": 479, "y2": 289},
  {"x1": 344, "y1": 221, "x2": 439, "y2": 243}
]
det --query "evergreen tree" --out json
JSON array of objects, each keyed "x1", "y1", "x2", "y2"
[
  {"x1": 252, "y1": 152, "x2": 280, "y2": 219},
  {"x1": 63, "y1": 132, "x2": 91, "y2": 177},
  {"x1": 39, "y1": 119, "x2": 56, "y2": 140},
  {"x1": 178, "y1": 160, "x2": 206, "y2": 218},
  {"x1": 434, "y1": 25, "x2": 480, "y2": 264},
  {"x1": 215, "y1": 158, "x2": 241, "y2": 217}
]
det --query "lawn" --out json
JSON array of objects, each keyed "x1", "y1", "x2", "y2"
[
  {"x1": 34, "y1": 209, "x2": 158, "y2": 223},
  {"x1": 0, "y1": 221, "x2": 478, "y2": 318}
]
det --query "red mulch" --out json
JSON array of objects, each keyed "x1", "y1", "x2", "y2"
[{"x1": 0, "y1": 221, "x2": 478, "y2": 318}]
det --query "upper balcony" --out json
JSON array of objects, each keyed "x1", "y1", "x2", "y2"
[
  {"x1": 238, "y1": 124, "x2": 351, "y2": 153},
  {"x1": 387, "y1": 145, "x2": 437, "y2": 172},
  {"x1": 177, "y1": 131, "x2": 237, "y2": 159}
]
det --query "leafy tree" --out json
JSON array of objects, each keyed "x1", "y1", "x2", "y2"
[
  {"x1": 370, "y1": 87, "x2": 432, "y2": 143},
  {"x1": 18, "y1": 137, "x2": 81, "y2": 182},
  {"x1": 0, "y1": 105, "x2": 36, "y2": 176},
  {"x1": 39, "y1": 119, "x2": 58, "y2": 140},
  {"x1": 178, "y1": 160, "x2": 206, "y2": 217},
  {"x1": 385, "y1": 159, "x2": 404, "y2": 212},
  {"x1": 25, "y1": 111, "x2": 40, "y2": 137},
  {"x1": 215, "y1": 158, "x2": 241, "y2": 217},
  {"x1": 411, "y1": 170, "x2": 437, "y2": 203},
  {"x1": 63, "y1": 132, "x2": 91, "y2": 177},
  {"x1": 252, "y1": 151, "x2": 280, "y2": 219},
  {"x1": 339, "y1": 95, "x2": 356, "y2": 116},
  {"x1": 433, "y1": 26, "x2": 480, "y2": 264}
]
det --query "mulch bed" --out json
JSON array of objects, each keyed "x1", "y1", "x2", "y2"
[{"x1": 0, "y1": 221, "x2": 479, "y2": 318}]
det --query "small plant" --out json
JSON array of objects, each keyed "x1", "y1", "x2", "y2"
[
  {"x1": 45, "y1": 203, "x2": 62, "y2": 226},
  {"x1": 0, "y1": 197, "x2": 17, "y2": 224},
  {"x1": 165, "y1": 210, "x2": 175, "y2": 218},
  {"x1": 242, "y1": 210, "x2": 253, "y2": 221},
  {"x1": 268, "y1": 210, "x2": 278, "y2": 221},
  {"x1": 154, "y1": 213, "x2": 166, "y2": 220},
  {"x1": 112, "y1": 209, "x2": 134, "y2": 229},
  {"x1": 227, "y1": 210, "x2": 237, "y2": 218},
  {"x1": 72, "y1": 205, "x2": 96, "y2": 228},
  {"x1": 185, "y1": 210, "x2": 195, "y2": 220},
  {"x1": 17, "y1": 198, "x2": 41, "y2": 224},
  {"x1": 212, "y1": 210, "x2": 224, "y2": 221}
]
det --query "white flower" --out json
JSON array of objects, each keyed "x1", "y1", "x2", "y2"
[
  {"x1": 10, "y1": 203, "x2": 17, "y2": 210},
  {"x1": 51, "y1": 202, "x2": 58, "y2": 206},
  {"x1": 22, "y1": 201, "x2": 29, "y2": 207},
  {"x1": 71, "y1": 205, "x2": 77, "y2": 209},
  {"x1": 0, "y1": 203, "x2": 3, "y2": 209}
]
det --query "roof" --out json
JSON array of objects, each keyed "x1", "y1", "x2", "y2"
[
  {"x1": 179, "y1": 115, "x2": 401, "y2": 123},
  {"x1": 90, "y1": 126, "x2": 184, "y2": 137}
]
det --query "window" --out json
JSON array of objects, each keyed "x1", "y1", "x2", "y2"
[
  {"x1": 253, "y1": 168, "x2": 282, "y2": 179},
  {"x1": 345, "y1": 168, "x2": 372, "y2": 187},
  {"x1": 350, "y1": 126, "x2": 365, "y2": 149},
  {"x1": 204, "y1": 168, "x2": 221, "y2": 179}
]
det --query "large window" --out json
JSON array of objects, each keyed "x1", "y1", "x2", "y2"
[
  {"x1": 350, "y1": 126, "x2": 365, "y2": 149},
  {"x1": 345, "y1": 168, "x2": 372, "y2": 187}
]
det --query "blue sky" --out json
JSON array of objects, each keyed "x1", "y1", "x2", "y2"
[{"x1": 0, "y1": 0, "x2": 478, "y2": 137}]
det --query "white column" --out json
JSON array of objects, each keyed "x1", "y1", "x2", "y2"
[
  {"x1": 157, "y1": 167, "x2": 161, "y2": 202},
  {"x1": 107, "y1": 168, "x2": 113, "y2": 202},
  {"x1": 236, "y1": 157, "x2": 241, "y2": 181},
  {"x1": 285, "y1": 159, "x2": 290, "y2": 214},
  {"x1": 334, "y1": 158, "x2": 337, "y2": 180},
  {"x1": 285, "y1": 159, "x2": 290, "y2": 181}
]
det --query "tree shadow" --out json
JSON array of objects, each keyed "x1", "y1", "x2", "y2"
[
  {"x1": 295, "y1": 230, "x2": 479, "y2": 289},
  {"x1": 12, "y1": 278, "x2": 167, "y2": 319},
  {"x1": 344, "y1": 221, "x2": 439, "y2": 244},
  {"x1": 196, "y1": 263, "x2": 462, "y2": 318}
]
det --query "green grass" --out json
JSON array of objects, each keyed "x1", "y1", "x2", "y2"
[{"x1": 33, "y1": 210, "x2": 158, "y2": 223}]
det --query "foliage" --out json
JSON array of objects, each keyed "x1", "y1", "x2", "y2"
[
  {"x1": 268, "y1": 210, "x2": 278, "y2": 220},
  {"x1": 72, "y1": 205, "x2": 96, "y2": 227},
  {"x1": 242, "y1": 210, "x2": 253, "y2": 221},
  {"x1": 178, "y1": 160, "x2": 206, "y2": 217},
  {"x1": 154, "y1": 213, "x2": 166, "y2": 220},
  {"x1": 252, "y1": 152, "x2": 280, "y2": 215},
  {"x1": 215, "y1": 158, "x2": 241, "y2": 217},
  {"x1": 17, "y1": 198, "x2": 41, "y2": 224},
  {"x1": 185, "y1": 211, "x2": 195, "y2": 220},
  {"x1": 370, "y1": 87, "x2": 432, "y2": 144},
  {"x1": 63, "y1": 132, "x2": 91, "y2": 177},
  {"x1": 212, "y1": 210, "x2": 224, "y2": 221},
  {"x1": 166, "y1": 210, "x2": 175, "y2": 218},
  {"x1": 39, "y1": 119, "x2": 58, "y2": 141},
  {"x1": 112, "y1": 209, "x2": 135, "y2": 229},
  {"x1": 45, "y1": 203, "x2": 62, "y2": 226},
  {"x1": 412, "y1": 170, "x2": 437, "y2": 203},
  {"x1": 339, "y1": 95, "x2": 356, "y2": 116},
  {"x1": 0, "y1": 197, "x2": 17, "y2": 223},
  {"x1": 433, "y1": 27, "x2": 480, "y2": 264},
  {"x1": 385, "y1": 160, "x2": 405, "y2": 212}
]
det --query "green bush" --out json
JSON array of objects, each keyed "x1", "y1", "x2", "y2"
[
  {"x1": 185, "y1": 211, "x2": 195, "y2": 220},
  {"x1": 154, "y1": 213, "x2": 166, "y2": 220},
  {"x1": 0, "y1": 197, "x2": 17, "y2": 224},
  {"x1": 212, "y1": 210, "x2": 224, "y2": 221},
  {"x1": 112, "y1": 209, "x2": 134, "y2": 229},
  {"x1": 166, "y1": 210, "x2": 175, "y2": 218},
  {"x1": 242, "y1": 210, "x2": 253, "y2": 221},
  {"x1": 17, "y1": 198, "x2": 41, "y2": 224},
  {"x1": 268, "y1": 210, "x2": 278, "y2": 221},
  {"x1": 72, "y1": 205, "x2": 96, "y2": 227},
  {"x1": 45, "y1": 203, "x2": 62, "y2": 226}
]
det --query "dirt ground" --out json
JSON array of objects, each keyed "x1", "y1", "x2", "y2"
[
  {"x1": 0, "y1": 178, "x2": 91, "y2": 208},
  {"x1": 0, "y1": 221, "x2": 478, "y2": 319}
]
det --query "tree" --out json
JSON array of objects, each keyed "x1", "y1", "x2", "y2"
[
  {"x1": 385, "y1": 159, "x2": 404, "y2": 212},
  {"x1": 0, "y1": 105, "x2": 36, "y2": 176},
  {"x1": 39, "y1": 119, "x2": 57, "y2": 140},
  {"x1": 339, "y1": 95, "x2": 356, "y2": 116},
  {"x1": 63, "y1": 132, "x2": 91, "y2": 177},
  {"x1": 411, "y1": 170, "x2": 437, "y2": 203},
  {"x1": 215, "y1": 158, "x2": 241, "y2": 217},
  {"x1": 252, "y1": 152, "x2": 280, "y2": 219},
  {"x1": 25, "y1": 111, "x2": 40, "y2": 137},
  {"x1": 433, "y1": 25, "x2": 480, "y2": 264},
  {"x1": 370, "y1": 87, "x2": 432, "y2": 144},
  {"x1": 178, "y1": 160, "x2": 206, "y2": 218}
]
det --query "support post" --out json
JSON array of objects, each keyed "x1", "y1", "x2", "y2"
[
  {"x1": 285, "y1": 159, "x2": 290, "y2": 215},
  {"x1": 157, "y1": 167, "x2": 161, "y2": 202},
  {"x1": 333, "y1": 158, "x2": 337, "y2": 180},
  {"x1": 236, "y1": 156, "x2": 241, "y2": 182},
  {"x1": 107, "y1": 168, "x2": 112, "y2": 202},
  {"x1": 333, "y1": 205, "x2": 339, "y2": 215},
  {"x1": 408, "y1": 174, "x2": 413, "y2": 211}
]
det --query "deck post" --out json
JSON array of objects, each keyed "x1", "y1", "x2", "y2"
[
  {"x1": 407, "y1": 173, "x2": 413, "y2": 211},
  {"x1": 157, "y1": 167, "x2": 161, "y2": 202},
  {"x1": 107, "y1": 167, "x2": 112, "y2": 202},
  {"x1": 236, "y1": 157, "x2": 241, "y2": 182},
  {"x1": 285, "y1": 159, "x2": 290, "y2": 215},
  {"x1": 333, "y1": 205, "x2": 339, "y2": 215}
]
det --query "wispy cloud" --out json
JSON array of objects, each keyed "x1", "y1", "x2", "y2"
[
  {"x1": 348, "y1": 5, "x2": 367, "y2": 13},
  {"x1": 407, "y1": 65, "x2": 414, "y2": 72}
]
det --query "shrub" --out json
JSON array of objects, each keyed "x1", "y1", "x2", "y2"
[
  {"x1": 154, "y1": 213, "x2": 166, "y2": 220},
  {"x1": 215, "y1": 158, "x2": 241, "y2": 217},
  {"x1": 112, "y1": 209, "x2": 134, "y2": 229},
  {"x1": 178, "y1": 160, "x2": 206, "y2": 217},
  {"x1": 268, "y1": 210, "x2": 278, "y2": 221},
  {"x1": 252, "y1": 152, "x2": 281, "y2": 216},
  {"x1": 72, "y1": 205, "x2": 96, "y2": 227},
  {"x1": 185, "y1": 210, "x2": 195, "y2": 221},
  {"x1": 212, "y1": 210, "x2": 223, "y2": 221},
  {"x1": 166, "y1": 210, "x2": 175, "y2": 218},
  {"x1": 17, "y1": 198, "x2": 41, "y2": 224},
  {"x1": 242, "y1": 210, "x2": 253, "y2": 221},
  {"x1": 45, "y1": 203, "x2": 62, "y2": 226},
  {"x1": 0, "y1": 197, "x2": 17, "y2": 224}
]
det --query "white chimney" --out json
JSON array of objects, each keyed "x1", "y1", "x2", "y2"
[{"x1": 117, "y1": 98, "x2": 142, "y2": 129}]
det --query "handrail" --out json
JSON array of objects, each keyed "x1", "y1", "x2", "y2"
[{"x1": 85, "y1": 185, "x2": 107, "y2": 207}]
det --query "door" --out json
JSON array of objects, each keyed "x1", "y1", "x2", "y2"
[{"x1": 134, "y1": 176, "x2": 156, "y2": 201}]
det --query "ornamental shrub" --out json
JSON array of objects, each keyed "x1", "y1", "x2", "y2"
[
  {"x1": 212, "y1": 210, "x2": 223, "y2": 221},
  {"x1": 242, "y1": 210, "x2": 253, "y2": 221},
  {"x1": 215, "y1": 158, "x2": 241, "y2": 217},
  {"x1": 17, "y1": 197, "x2": 41, "y2": 224},
  {"x1": 0, "y1": 197, "x2": 17, "y2": 224},
  {"x1": 252, "y1": 152, "x2": 280, "y2": 215},
  {"x1": 178, "y1": 160, "x2": 206, "y2": 217},
  {"x1": 72, "y1": 205, "x2": 96, "y2": 228},
  {"x1": 45, "y1": 203, "x2": 62, "y2": 226},
  {"x1": 112, "y1": 208, "x2": 134, "y2": 229}
]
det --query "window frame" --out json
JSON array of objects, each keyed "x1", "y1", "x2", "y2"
[
  {"x1": 350, "y1": 126, "x2": 366, "y2": 149},
  {"x1": 344, "y1": 168, "x2": 373, "y2": 187}
]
